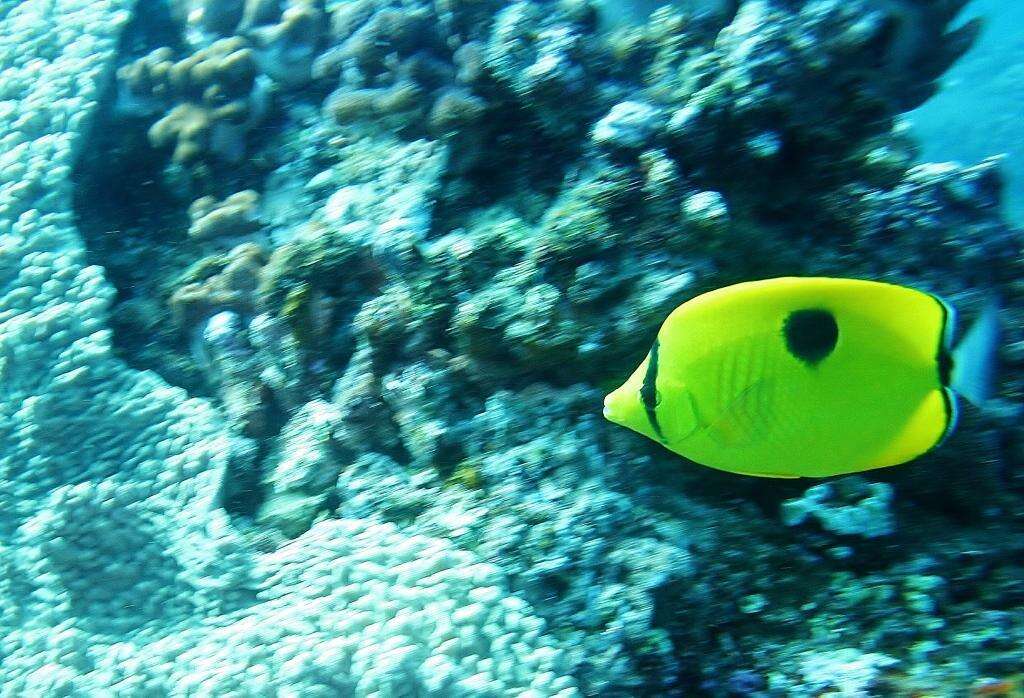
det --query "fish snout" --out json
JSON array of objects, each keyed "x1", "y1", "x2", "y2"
[{"x1": 602, "y1": 390, "x2": 622, "y2": 424}]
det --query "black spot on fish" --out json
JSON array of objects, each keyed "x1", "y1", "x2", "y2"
[{"x1": 783, "y1": 309, "x2": 838, "y2": 366}]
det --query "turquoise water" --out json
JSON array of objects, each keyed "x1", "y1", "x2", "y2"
[
  {"x1": 1, "y1": 0, "x2": 1022, "y2": 695},
  {"x1": 910, "y1": 0, "x2": 1024, "y2": 225}
]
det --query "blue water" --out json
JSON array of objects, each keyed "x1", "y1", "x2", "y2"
[{"x1": 910, "y1": 0, "x2": 1024, "y2": 225}]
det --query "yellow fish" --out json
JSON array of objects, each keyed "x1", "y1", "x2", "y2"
[{"x1": 603, "y1": 277, "x2": 999, "y2": 478}]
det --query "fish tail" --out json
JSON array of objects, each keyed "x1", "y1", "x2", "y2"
[{"x1": 950, "y1": 298, "x2": 1000, "y2": 408}]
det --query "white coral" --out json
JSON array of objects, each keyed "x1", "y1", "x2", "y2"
[{"x1": 0, "y1": 1, "x2": 578, "y2": 695}]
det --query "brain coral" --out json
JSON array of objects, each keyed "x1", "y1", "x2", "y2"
[{"x1": 0, "y1": 0, "x2": 578, "y2": 694}]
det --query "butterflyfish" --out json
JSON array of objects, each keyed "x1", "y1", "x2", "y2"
[{"x1": 603, "y1": 277, "x2": 999, "y2": 478}]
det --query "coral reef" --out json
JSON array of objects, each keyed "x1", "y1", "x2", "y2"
[
  {"x1": 187, "y1": 189, "x2": 261, "y2": 240},
  {"x1": 4, "y1": 0, "x2": 1024, "y2": 695},
  {"x1": 0, "y1": 1, "x2": 578, "y2": 695},
  {"x1": 121, "y1": 37, "x2": 270, "y2": 165},
  {"x1": 168, "y1": 241, "x2": 266, "y2": 327},
  {"x1": 797, "y1": 649, "x2": 899, "y2": 697},
  {"x1": 910, "y1": 0, "x2": 1024, "y2": 224},
  {"x1": 256, "y1": 399, "x2": 343, "y2": 535},
  {"x1": 782, "y1": 477, "x2": 897, "y2": 539},
  {"x1": 483, "y1": 0, "x2": 602, "y2": 137},
  {"x1": 318, "y1": 0, "x2": 493, "y2": 137}
]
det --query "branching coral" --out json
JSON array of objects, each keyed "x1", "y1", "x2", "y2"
[
  {"x1": 180, "y1": 0, "x2": 328, "y2": 82},
  {"x1": 249, "y1": 3, "x2": 326, "y2": 85},
  {"x1": 169, "y1": 241, "x2": 267, "y2": 327},
  {"x1": 166, "y1": 242, "x2": 322, "y2": 434},
  {"x1": 318, "y1": 1, "x2": 487, "y2": 137},
  {"x1": 187, "y1": 189, "x2": 262, "y2": 239},
  {"x1": 122, "y1": 37, "x2": 270, "y2": 164},
  {"x1": 782, "y1": 477, "x2": 897, "y2": 539}
]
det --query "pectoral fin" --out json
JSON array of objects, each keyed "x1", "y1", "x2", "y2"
[{"x1": 701, "y1": 379, "x2": 775, "y2": 449}]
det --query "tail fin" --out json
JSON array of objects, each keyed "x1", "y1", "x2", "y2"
[{"x1": 950, "y1": 299, "x2": 1000, "y2": 407}]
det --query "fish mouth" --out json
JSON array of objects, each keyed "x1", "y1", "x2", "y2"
[{"x1": 602, "y1": 392, "x2": 618, "y2": 422}]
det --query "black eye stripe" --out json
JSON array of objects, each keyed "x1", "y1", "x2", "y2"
[
  {"x1": 640, "y1": 342, "x2": 659, "y2": 410},
  {"x1": 783, "y1": 308, "x2": 838, "y2": 366},
  {"x1": 641, "y1": 339, "x2": 667, "y2": 442}
]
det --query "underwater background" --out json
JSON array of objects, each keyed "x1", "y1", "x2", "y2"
[
  {"x1": 0, "y1": 0, "x2": 1022, "y2": 695},
  {"x1": 909, "y1": 0, "x2": 1024, "y2": 226}
]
